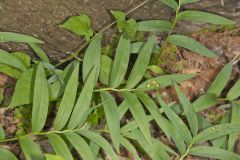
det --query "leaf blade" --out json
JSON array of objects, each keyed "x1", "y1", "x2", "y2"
[
  {"x1": 0, "y1": 32, "x2": 43, "y2": 43},
  {"x1": 167, "y1": 35, "x2": 217, "y2": 57},
  {"x1": 32, "y1": 62, "x2": 49, "y2": 132}
]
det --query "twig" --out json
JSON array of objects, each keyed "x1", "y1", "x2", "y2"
[{"x1": 55, "y1": 0, "x2": 153, "y2": 67}]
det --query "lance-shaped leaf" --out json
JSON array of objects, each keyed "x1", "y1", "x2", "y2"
[
  {"x1": 167, "y1": 35, "x2": 217, "y2": 57},
  {"x1": 100, "y1": 91, "x2": 120, "y2": 152},
  {"x1": 211, "y1": 113, "x2": 230, "y2": 148},
  {"x1": 228, "y1": 103, "x2": 240, "y2": 151},
  {"x1": 177, "y1": 11, "x2": 235, "y2": 25},
  {"x1": 120, "y1": 135, "x2": 141, "y2": 160},
  {"x1": 189, "y1": 146, "x2": 240, "y2": 160},
  {"x1": 118, "y1": 101, "x2": 129, "y2": 119},
  {"x1": 174, "y1": 82, "x2": 198, "y2": 136},
  {"x1": 82, "y1": 33, "x2": 102, "y2": 83},
  {"x1": 126, "y1": 36, "x2": 155, "y2": 89},
  {"x1": 49, "y1": 61, "x2": 77, "y2": 100},
  {"x1": 99, "y1": 55, "x2": 113, "y2": 85},
  {"x1": 192, "y1": 124, "x2": 240, "y2": 144},
  {"x1": 28, "y1": 43, "x2": 50, "y2": 63},
  {"x1": 48, "y1": 133, "x2": 73, "y2": 160},
  {"x1": 0, "y1": 32, "x2": 43, "y2": 43},
  {"x1": 54, "y1": 62, "x2": 79, "y2": 130},
  {"x1": 123, "y1": 129, "x2": 171, "y2": 160},
  {"x1": 158, "y1": 0, "x2": 178, "y2": 10},
  {"x1": 193, "y1": 93, "x2": 218, "y2": 112},
  {"x1": 227, "y1": 80, "x2": 240, "y2": 101},
  {"x1": 68, "y1": 67, "x2": 97, "y2": 129},
  {"x1": 157, "y1": 94, "x2": 192, "y2": 144},
  {"x1": 77, "y1": 130, "x2": 118, "y2": 160},
  {"x1": 10, "y1": 69, "x2": 33, "y2": 107},
  {"x1": 19, "y1": 136, "x2": 45, "y2": 160},
  {"x1": 136, "y1": 91, "x2": 186, "y2": 154},
  {"x1": 0, "y1": 49, "x2": 27, "y2": 71},
  {"x1": 110, "y1": 36, "x2": 130, "y2": 88},
  {"x1": 137, "y1": 20, "x2": 172, "y2": 32},
  {"x1": 0, "y1": 148, "x2": 18, "y2": 160},
  {"x1": 32, "y1": 62, "x2": 49, "y2": 132},
  {"x1": 137, "y1": 73, "x2": 195, "y2": 91},
  {"x1": 64, "y1": 132, "x2": 95, "y2": 160},
  {"x1": 122, "y1": 91, "x2": 152, "y2": 145},
  {"x1": 131, "y1": 42, "x2": 160, "y2": 54},
  {"x1": 207, "y1": 62, "x2": 233, "y2": 96}
]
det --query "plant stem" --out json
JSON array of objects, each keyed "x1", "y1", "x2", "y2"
[
  {"x1": 93, "y1": 87, "x2": 137, "y2": 92},
  {"x1": 0, "y1": 129, "x2": 78, "y2": 144},
  {"x1": 55, "y1": 0, "x2": 153, "y2": 67},
  {"x1": 180, "y1": 143, "x2": 192, "y2": 160}
]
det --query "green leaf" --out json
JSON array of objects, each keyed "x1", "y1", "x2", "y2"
[
  {"x1": 47, "y1": 133, "x2": 73, "y2": 160},
  {"x1": 207, "y1": 62, "x2": 233, "y2": 96},
  {"x1": 181, "y1": 0, "x2": 199, "y2": 4},
  {"x1": 0, "y1": 63, "x2": 21, "y2": 79},
  {"x1": 13, "y1": 52, "x2": 31, "y2": 69},
  {"x1": 32, "y1": 63, "x2": 49, "y2": 132},
  {"x1": 45, "y1": 154, "x2": 64, "y2": 160},
  {"x1": 0, "y1": 123, "x2": 5, "y2": 140},
  {"x1": 211, "y1": 113, "x2": 230, "y2": 148},
  {"x1": 100, "y1": 91, "x2": 120, "y2": 152},
  {"x1": 54, "y1": 62, "x2": 79, "y2": 130},
  {"x1": 174, "y1": 82, "x2": 198, "y2": 136},
  {"x1": 60, "y1": 15, "x2": 93, "y2": 40},
  {"x1": 0, "y1": 32, "x2": 43, "y2": 43},
  {"x1": 123, "y1": 129, "x2": 170, "y2": 160},
  {"x1": 110, "y1": 36, "x2": 130, "y2": 88},
  {"x1": 82, "y1": 33, "x2": 102, "y2": 83},
  {"x1": 131, "y1": 42, "x2": 160, "y2": 54},
  {"x1": 121, "y1": 115, "x2": 153, "y2": 134},
  {"x1": 228, "y1": 102, "x2": 240, "y2": 151},
  {"x1": 192, "y1": 124, "x2": 240, "y2": 144},
  {"x1": 77, "y1": 130, "x2": 118, "y2": 160},
  {"x1": 68, "y1": 67, "x2": 97, "y2": 129},
  {"x1": 137, "y1": 20, "x2": 172, "y2": 32},
  {"x1": 177, "y1": 11, "x2": 235, "y2": 25},
  {"x1": 122, "y1": 91, "x2": 152, "y2": 145},
  {"x1": 64, "y1": 132, "x2": 95, "y2": 160},
  {"x1": 126, "y1": 36, "x2": 155, "y2": 89},
  {"x1": 10, "y1": 69, "x2": 33, "y2": 107},
  {"x1": 157, "y1": 94, "x2": 192, "y2": 144},
  {"x1": 138, "y1": 73, "x2": 195, "y2": 91},
  {"x1": 19, "y1": 136, "x2": 45, "y2": 160},
  {"x1": 167, "y1": 35, "x2": 217, "y2": 57},
  {"x1": 28, "y1": 43, "x2": 50, "y2": 63},
  {"x1": 0, "y1": 51, "x2": 31, "y2": 79},
  {"x1": 158, "y1": 0, "x2": 178, "y2": 10},
  {"x1": 49, "y1": 61, "x2": 77, "y2": 100},
  {"x1": 118, "y1": 101, "x2": 129, "y2": 119},
  {"x1": 0, "y1": 49, "x2": 27, "y2": 71},
  {"x1": 89, "y1": 141, "x2": 100, "y2": 159},
  {"x1": 124, "y1": 19, "x2": 137, "y2": 39},
  {"x1": 193, "y1": 93, "x2": 218, "y2": 112},
  {"x1": 120, "y1": 135, "x2": 141, "y2": 160},
  {"x1": 0, "y1": 148, "x2": 18, "y2": 160},
  {"x1": 99, "y1": 55, "x2": 112, "y2": 85},
  {"x1": 189, "y1": 146, "x2": 240, "y2": 160},
  {"x1": 227, "y1": 80, "x2": 240, "y2": 101},
  {"x1": 111, "y1": 11, "x2": 126, "y2": 32}
]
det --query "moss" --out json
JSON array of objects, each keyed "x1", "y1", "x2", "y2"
[{"x1": 150, "y1": 43, "x2": 178, "y2": 66}]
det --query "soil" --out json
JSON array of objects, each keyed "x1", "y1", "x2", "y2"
[{"x1": 0, "y1": 0, "x2": 239, "y2": 62}]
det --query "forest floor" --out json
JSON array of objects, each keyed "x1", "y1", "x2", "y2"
[{"x1": 0, "y1": 0, "x2": 240, "y2": 159}]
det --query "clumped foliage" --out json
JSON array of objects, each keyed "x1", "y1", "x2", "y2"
[{"x1": 0, "y1": 0, "x2": 239, "y2": 160}]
